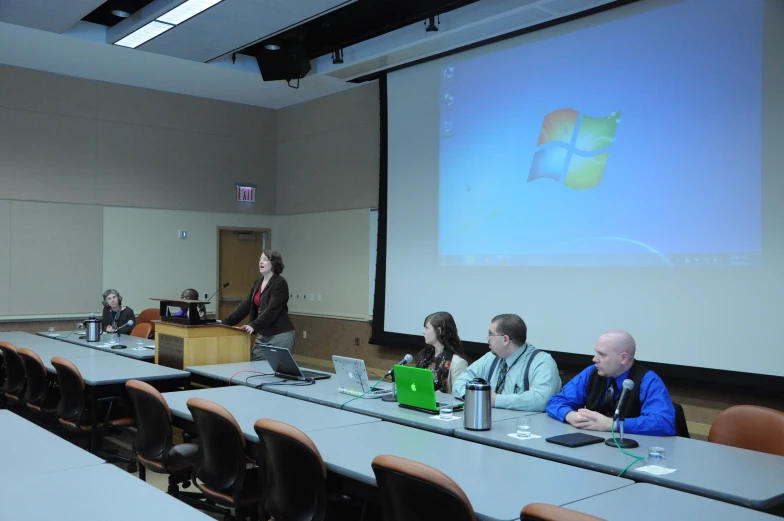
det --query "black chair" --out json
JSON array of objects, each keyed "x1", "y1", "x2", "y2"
[
  {"x1": 51, "y1": 356, "x2": 137, "y2": 471},
  {"x1": 186, "y1": 397, "x2": 260, "y2": 521},
  {"x1": 371, "y1": 454, "x2": 476, "y2": 521},
  {"x1": 253, "y1": 418, "x2": 327, "y2": 521},
  {"x1": 0, "y1": 342, "x2": 26, "y2": 411},
  {"x1": 673, "y1": 402, "x2": 690, "y2": 438},
  {"x1": 125, "y1": 380, "x2": 224, "y2": 516},
  {"x1": 18, "y1": 348, "x2": 59, "y2": 425}
]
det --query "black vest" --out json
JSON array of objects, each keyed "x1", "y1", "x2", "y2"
[{"x1": 584, "y1": 362, "x2": 649, "y2": 419}]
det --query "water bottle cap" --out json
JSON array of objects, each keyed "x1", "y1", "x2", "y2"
[{"x1": 466, "y1": 378, "x2": 491, "y2": 390}]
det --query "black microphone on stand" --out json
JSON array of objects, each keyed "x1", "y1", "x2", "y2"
[
  {"x1": 605, "y1": 379, "x2": 639, "y2": 448},
  {"x1": 206, "y1": 282, "x2": 230, "y2": 303},
  {"x1": 381, "y1": 354, "x2": 414, "y2": 402},
  {"x1": 112, "y1": 320, "x2": 134, "y2": 350}
]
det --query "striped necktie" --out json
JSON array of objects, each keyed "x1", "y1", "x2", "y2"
[{"x1": 495, "y1": 359, "x2": 509, "y2": 394}]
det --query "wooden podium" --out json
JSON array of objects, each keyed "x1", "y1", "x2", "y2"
[{"x1": 153, "y1": 321, "x2": 250, "y2": 369}]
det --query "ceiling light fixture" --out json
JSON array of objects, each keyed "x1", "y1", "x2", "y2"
[
  {"x1": 111, "y1": 9, "x2": 131, "y2": 18},
  {"x1": 332, "y1": 48, "x2": 344, "y2": 64},
  {"x1": 115, "y1": 20, "x2": 174, "y2": 48},
  {"x1": 264, "y1": 44, "x2": 280, "y2": 51},
  {"x1": 157, "y1": 0, "x2": 223, "y2": 25}
]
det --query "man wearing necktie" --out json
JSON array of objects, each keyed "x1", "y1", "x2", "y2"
[
  {"x1": 452, "y1": 314, "x2": 561, "y2": 411},
  {"x1": 545, "y1": 330, "x2": 676, "y2": 436}
]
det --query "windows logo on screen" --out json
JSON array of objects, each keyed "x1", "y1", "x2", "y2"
[{"x1": 527, "y1": 109, "x2": 621, "y2": 190}]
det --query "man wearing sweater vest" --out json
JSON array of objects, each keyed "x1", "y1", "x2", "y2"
[{"x1": 546, "y1": 330, "x2": 676, "y2": 436}]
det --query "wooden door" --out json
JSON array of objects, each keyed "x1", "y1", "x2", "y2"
[{"x1": 217, "y1": 228, "x2": 270, "y2": 322}]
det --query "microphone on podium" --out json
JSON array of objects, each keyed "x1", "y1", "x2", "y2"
[
  {"x1": 206, "y1": 282, "x2": 230, "y2": 303},
  {"x1": 605, "y1": 379, "x2": 639, "y2": 448}
]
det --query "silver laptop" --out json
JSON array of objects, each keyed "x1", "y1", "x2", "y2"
[{"x1": 332, "y1": 355, "x2": 391, "y2": 398}]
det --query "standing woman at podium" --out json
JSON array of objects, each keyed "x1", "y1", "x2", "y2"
[
  {"x1": 102, "y1": 289, "x2": 136, "y2": 335},
  {"x1": 223, "y1": 250, "x2": 295, "y2": 360}
]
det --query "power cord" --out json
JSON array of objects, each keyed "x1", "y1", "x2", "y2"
[
  {"x1": 610, "y1": 420, "x2": 645, "y2": 477},
  {"x1": 227, "y1": 370, "x2": 272, "y2": 386},
  {"x1": 338, "y1": 374, "x2": 387, "y2": 410}
]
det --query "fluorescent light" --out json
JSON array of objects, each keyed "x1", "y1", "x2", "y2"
[
  {"x1": 114, "y1": 20, "x2": 173, "y2": 48},
  {"x1": 264, "y1": 44, "x2": 280, "y2": 51},
  {"x1": 157, "y1": 0, "x2": 223, "y2": 25}
]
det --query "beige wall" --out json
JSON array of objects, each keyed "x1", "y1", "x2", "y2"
[
  {"x1": 0, "y1": 64, "x2": 277, "y2": 214},
  {"x1": 276, "y1": 81, "x2": 380, "y2": 214}
]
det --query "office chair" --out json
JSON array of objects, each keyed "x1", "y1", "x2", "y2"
[
  {"x1": 253, "y1": 419, "x2": 328, "y2": 521},
  {"x1": 371, "y1": 454, "x2": 476, "y2": 521},
  {"x1": 51, "y1": 356, "x2": 137, "y2": 471},
  {"x1": 125, "y1": 380, "x2": 225, "y2": 515},
  {"x1": 709, "y1": 405, "x2": 784, "y2": 456},
  {"x1": 521, "y1": 504, "x2": 606, "y2": 521},
  {"x1": 136, "y1": 308, "x2": 161, "y2": 337},
  {"x1": 0, "y1": 341, "x2": 26, "y2": 411},
  {"x1": 187, "y1": 397, "x2": 260, "y2": 521},
  {"x1": 130, "y1": 323, "x2": 153, "y2": 340},
  {"x1": 18, "y1": 348, "x2": 59, "y2": 425},
  {"x1": 673, "y1": 402, "x2": 690, "y2": 438}
]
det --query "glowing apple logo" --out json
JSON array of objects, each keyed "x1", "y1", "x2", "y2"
[{"x1": 411, "y1": 383, "x2": 417, "y2": 392}]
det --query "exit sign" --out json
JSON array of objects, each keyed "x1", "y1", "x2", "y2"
[{"x1": 237, "y1": 185, "x2": 256, "y2": 203}]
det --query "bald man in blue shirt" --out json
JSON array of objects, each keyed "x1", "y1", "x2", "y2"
[{"x1": 546, "y1": 330, "x2": 676, "y2": 436}]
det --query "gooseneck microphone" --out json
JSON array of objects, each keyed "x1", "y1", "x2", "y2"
[
  {"x1": 381, "y1": 354, "x2": 413, "y2": 402},
  {"x1": 206, "y1": 282, "x2": 230, "y2": 303},
  {"x1": 605, "y1": 378, "x2": 639, "y2": 449},
  {"x1": 384, "y1": 354, "x2": 414, "y2": 377},
  {"x1": 613, "y1": 379, "x2": 635, "y2": 419}
]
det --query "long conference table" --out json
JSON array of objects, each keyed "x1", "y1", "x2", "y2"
[
  {"x1": 37, "y1": 329, "x2": 156, "y2": 361},
  {"x1": 0, "y1": 411, "x2": 213, "y2": 521},
  {"x1": 187, "y1": 360, "x2": 537, "y2": 436},
  {"x1": 183, "y1": 359, "x2": 784, "y2": 515},
  {"x1": 162, "y1": 386, "x2": 634, "y2": 521},
  {"x1": 0, "y1": 331, "x2": 190, "y2": 449}
]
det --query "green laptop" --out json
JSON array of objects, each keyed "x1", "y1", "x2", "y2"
[{"x1": 394, "y1": 365, "x2": 464, "y2": 413}]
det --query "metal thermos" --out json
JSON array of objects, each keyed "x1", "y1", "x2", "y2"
[
  {"x1": 463, "y1": 378, "x2": 492, "y2": 430},
  {"x1": 84, "y1": 315, "x2": 102, "y2": 342}
]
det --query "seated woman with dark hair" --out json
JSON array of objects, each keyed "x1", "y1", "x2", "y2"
[
  {"x1": 101, "y1": 289, "x2": 136, "y2": 335},
  {"x1": 415, "y1": 311, "x2": 468, "y2": 394}
]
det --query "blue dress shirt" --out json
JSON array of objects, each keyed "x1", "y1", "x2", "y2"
[{"x1": 546, "y1": 365, "x2": 676, "y2": 436}]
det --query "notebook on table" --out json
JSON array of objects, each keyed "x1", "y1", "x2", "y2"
[
  {"x1": 394, "y1": 365, "x2": 464, "y2": 414},
  {"x1": 332, "y1": 355, "x2": 392, "y2": 398},
  {"x1": 259, "y1": 345, "x2": 332, "y2": 382}
]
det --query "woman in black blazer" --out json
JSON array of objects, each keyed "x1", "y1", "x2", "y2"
[{"x1": 223, "y1": 250, "x2": 295, "y2": 361}]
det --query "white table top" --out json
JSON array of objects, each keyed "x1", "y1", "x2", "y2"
[
  {"x1": 162, "y1": 385, "x2": 381, "y2": 443},
  {"x1": 0, "y1": 411, "x2": 104, "y2": 477},
  {"x1": 38, "y1": 331, "x2": 155, "y2": 360},
  {"x1": 0, "y1": 464, "x2": 213, "y2": 520},
  {"x1": 455, "y1": 413, "x2": 784, "y2": 509},
  {"x1": 307, "y1": 421, "x2": 634, "y2": 521},
  {"x1": 564, "y1": 483, "x2": 781, "y2": 521},
  {"x1": 0, "y1": 331, "x2": 111, "y2": 362}
]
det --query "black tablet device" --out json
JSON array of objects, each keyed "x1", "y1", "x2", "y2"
[{"x1": 545, "y1": 432, "x2": 606, "y2": 448}]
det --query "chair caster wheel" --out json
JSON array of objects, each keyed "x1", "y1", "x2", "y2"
[
  {"x1": 127, "y1": 463, "x2": 138, "y2": 473},
  {"x1": 182, "y1": 480, "x2": 191, "y2": 489}
]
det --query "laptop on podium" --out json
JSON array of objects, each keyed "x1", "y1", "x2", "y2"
[{"x1": 394, "y1": 365, "x2": 464, "y2": 414}]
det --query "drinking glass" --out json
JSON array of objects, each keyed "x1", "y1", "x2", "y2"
[
  {"x1": 648, "y1": 446, "x2": 667, "y2": 469},
  {"x1": 438, "y1": 401, "x2": 454, "y2": 420},
  {"x1": 47, "y1": 327, "x2": 56, "y2": 336},
  {"x1": 516, "y1": 417, "x2": 532, "y2": 438}
]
